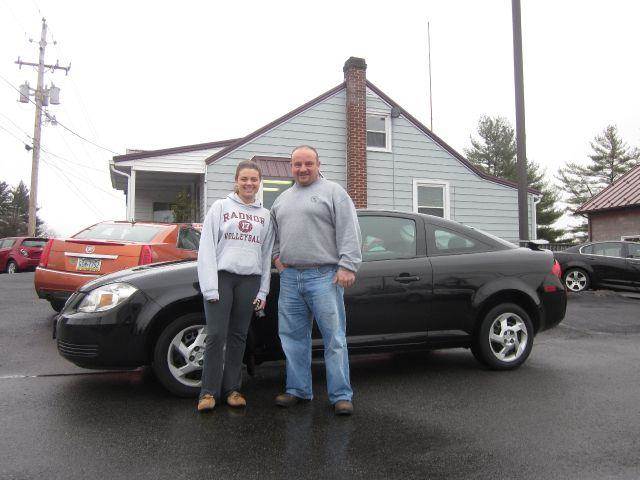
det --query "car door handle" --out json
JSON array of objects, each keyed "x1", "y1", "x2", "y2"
[{"x1": 394, "y1": 274, "x2": 420, "y2": 283}]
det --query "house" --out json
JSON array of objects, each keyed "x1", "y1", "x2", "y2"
[
  {"x1": 110, "y1": 57, "x2": 540, "y2": 243},
  {"x1": 577, "y1": 163, "x2": 640, "y2": 242}
]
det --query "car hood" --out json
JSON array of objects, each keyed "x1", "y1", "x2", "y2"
[{"x1": 79, "y1": 259, "x2": 197, "y2": 292}]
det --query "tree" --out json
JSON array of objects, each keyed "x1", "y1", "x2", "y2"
[
  {"x1": 171, "y1": 188, "x2": 195, "y2": 223},
  {"x1": 557, "y1": 125, "x2": 639, "y2": 239},
  {"x1": 465, "y1": 116, "x2": 517, "y2": 179},
  {"x1": 0, "y1": 181, "x2": 44, "y2": 237},
  {"x1": 465, "y1": 115, "x2": 565, "y2": 242}
]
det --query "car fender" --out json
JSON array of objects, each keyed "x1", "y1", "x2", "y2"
[
  {"x1": 472, "y1": 276, "x2": 541, "y2": 313},
  {"x1": 135, "y1": 281, "x2": 203, "y2": 334}
]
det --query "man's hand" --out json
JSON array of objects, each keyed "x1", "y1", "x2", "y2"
[
  {"x1": 274, "y1": 257, "x2": 287, "y2": 273},
  {"x1": 333, "y1": 267, "x2": 356, "y2": 288}
]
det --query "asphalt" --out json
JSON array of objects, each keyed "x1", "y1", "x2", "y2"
[{"x1": 1, "y1": 273, "x2": 639, "y2": 480}]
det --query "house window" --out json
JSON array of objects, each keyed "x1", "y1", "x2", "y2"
[
  {"x1": 413, "y1": 181, "x2": 449, "y2": 218},
  {"x1": 261, "y1": 179, "x2": 294, "y2": 209},
  {"x1": 366, "y1": 113, "x2": 390, "y2": 150}
]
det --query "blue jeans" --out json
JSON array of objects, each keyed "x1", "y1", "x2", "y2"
[{"x1": 278, "y1": 265, "x2": 353, "y2": 404}]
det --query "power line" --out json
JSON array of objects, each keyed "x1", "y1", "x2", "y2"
[
  {"x1": 41, "y1": 152, "x2": 122, "y2": 199},
  {"x1": 0, "y1": 123, "x2": 30, "y2": 145},
  {"x1": 0, "y1": 111, "x2": 32, "y2": 140},
  {"x1": 0, "y1": 73, "x2": 120, "y2": 155},
  {"x1": 40, "y1": 157, "x2": 104, "y2": 217}
]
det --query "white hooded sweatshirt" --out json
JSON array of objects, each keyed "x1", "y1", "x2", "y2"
[{"x1": 197, "y1": 193, "x2": 275, "y2": 302}]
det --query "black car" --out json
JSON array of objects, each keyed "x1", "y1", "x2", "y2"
[
  {"x1": 554, "y1": 241, "x2": 640, "y2": 292},
  {"x1": 55, "y1": 211, "x2": 566, "y2": 397}
]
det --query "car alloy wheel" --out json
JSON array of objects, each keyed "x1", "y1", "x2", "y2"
[
  {"x1": 564, "y1": 268, "x2": 589, "y2": 292},
  {"x1": 153, "y1": 312, "x2": 207, "y2": 397},
  {"x1": 487, "y1": 312, "x2": 529, "y2": 363},
  {"x1": 472, "y1": 303, "x2": 534, "y2": 370},
  {"x1": 6, "y1": 260, "x2": 18, "y2": 274},
  {"x1": 166, "y1": 324, "x2": 206, "y2": 388}
]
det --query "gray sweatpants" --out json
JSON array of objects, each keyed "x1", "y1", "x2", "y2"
[{"x1": 200, "y1": 271, "x2": 261, "y2": 400}]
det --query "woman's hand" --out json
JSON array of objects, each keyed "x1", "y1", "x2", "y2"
[
  {"x1": 207, "y1": 298, "x2": 218, "y2": 304},
  {"x1": 254, "y1": 298, "x2": 266, "y2": 310}
]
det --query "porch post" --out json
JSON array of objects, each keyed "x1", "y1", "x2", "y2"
[{"x1": 128, "y1": 169, "x2": 136, "y2": 221}]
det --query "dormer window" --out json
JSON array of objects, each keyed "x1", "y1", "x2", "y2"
[{"x1": 366, "y1": 113, "x2": 391, "y2": 151}]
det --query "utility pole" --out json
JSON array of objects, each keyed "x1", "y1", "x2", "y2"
[
  {"x1": 511, "y1": 0, "x2": 529, "y2": 242},
  {"x1": 16, "y1": 18, "x2": 70, "y2": 236}
]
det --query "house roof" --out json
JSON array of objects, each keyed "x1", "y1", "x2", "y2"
[
  {"x1": 577, "y1": 163, "x2": 640, "y2": 213},
  {"x1": 252, "y1": 156, "x2": 292, "y2": 178},
  {"x1": 112, "y1": 138, "x2": 240, "y2": 162},
  {"x1": 204, "y1": 79, "x2": 542, "y2": 196},
  {"x1": 204, "y1": 83, "x2": 346, "y2": 165}
]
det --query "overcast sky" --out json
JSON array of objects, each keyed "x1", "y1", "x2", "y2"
[{"x1": 1, "y1": 0, "x2": 639, "y2": 236}]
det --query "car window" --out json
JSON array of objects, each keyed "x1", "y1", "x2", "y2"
[
  {"x1": 358, "y1": 216, "x2": 416, "y2": 261},
  {"x1": 431, "y1": 227, "x2": 494, "y2": 255},
  {"x1": 627, "y1": 243, "x2": 640, "y2": 259},
  {"x1": 1, "y1": 239, "x2": 15, "y2": 249},
  {"x1": 73, "y1": 224, "x2": 165, "y2": 242},
  {"x1": 22, "y1": 239, "x2": 47, "y2": 248},
  {"x1": 591, "y1": 242, "x2": 623, "y2": 258},
  {"x1": 177, "y1": 227, "x2": 201, "y2": 250},
  {"x1": 580, "y1": 244, "x2": 594, "y2": 254}
]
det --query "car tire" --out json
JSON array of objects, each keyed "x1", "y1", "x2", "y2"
[
  {"x1": 6, "y1": 260, "x2": 18, "y2": 274},
  {"x1": 152, "y1": 312, "x2": 206, "y2": 397},
  {"x1": 563, "y1": 268, "x2": 590, "y2": 292},
  {"x1": 472, "y1": 303, "x2": 534, "y2": 370},
  {"x1": 49, "y1": 300, "x2": 66, "y2": 312}
]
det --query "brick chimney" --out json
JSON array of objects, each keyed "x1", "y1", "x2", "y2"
[{"x1": 344, "y1": 56, "x2": 367, "y2": 208}]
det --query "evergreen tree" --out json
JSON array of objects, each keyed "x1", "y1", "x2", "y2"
[
  {"x1": 0, "y1": 181, "x2": 11, "y2": 235},
  {"x1": 0, "y1": 181, "x2": 44, "y2": 237},
  {"x1": 466, "y1": 115, "x2": 564, "y2": 241},
  {"x1": 557, "y1": 125, "x2": 639, "y2": 239}
]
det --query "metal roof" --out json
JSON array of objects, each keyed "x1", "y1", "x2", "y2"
[
  {"x1": 252, "y1": 156, "x2": 292, "y2": 178},
  {"x1": 578, "y1": 164, "x2": 640, "y2": 213}
]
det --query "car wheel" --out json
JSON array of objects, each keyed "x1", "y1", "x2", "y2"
[
  {"x1": 472, "y1": 303, "x2": 534, "y2": 370},
  {"x1": 6, "y1": 260, "x2": 18, "y2": 274},
  {"x1": 563, "y1": 268, "x2": 590, "y2": 292},
  {"x1": 153, "y1": 312, "x2": 206, "y2": 397},
  {"x1": 49, "y1": 300, "x2": 66, "y2": 312}
]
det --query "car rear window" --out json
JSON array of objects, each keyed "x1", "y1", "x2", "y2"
[
  {"x1": 73, "y1": 224, "x2": 166, "y2": 242},
  {"x1": 22, "y1": 239, "x2": 48, "y2": 248}
]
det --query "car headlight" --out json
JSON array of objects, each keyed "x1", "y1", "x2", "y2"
[{"x1": 78, "y1": 283, "x2": 138, "y2": 313}]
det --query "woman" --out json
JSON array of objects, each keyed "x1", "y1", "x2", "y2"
[{"x1": 196, "y1": 160, "x2": 274, "y2": 412}]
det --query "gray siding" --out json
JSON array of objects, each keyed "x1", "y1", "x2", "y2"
[
  {"x1": 366, "y1": 89, "x2": 536, "y2": 242},
  {"x1": 205, "y1": 89, "x2": 347, "y2": 210}
]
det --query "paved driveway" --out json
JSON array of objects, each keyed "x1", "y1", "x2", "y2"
[{"x1": 1, "y1": 273, "x2": 639, "y2": 479}]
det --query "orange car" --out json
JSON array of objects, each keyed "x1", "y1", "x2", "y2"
[{"x1": 35, "y1": 221, "x2": 201, "y2": 311}]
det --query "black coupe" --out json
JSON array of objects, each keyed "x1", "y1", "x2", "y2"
[
  {"x1": 55, "y1": 211, "x2": 567, "y2": 397},
  {"x1": 554, "y1": 241, "x2": 640, "y2": 292}
]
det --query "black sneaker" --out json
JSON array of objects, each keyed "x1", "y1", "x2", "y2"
[{"x1": 334, "y1": 400, "x2": 354, "y2": 416}]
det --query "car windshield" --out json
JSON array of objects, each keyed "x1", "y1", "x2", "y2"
[
  {"x1": 73, "y1": 224, "x2": 165, "y2": 242},
  {"x1": 22, "y1": 239, "x2": 48, "y2": 248}
]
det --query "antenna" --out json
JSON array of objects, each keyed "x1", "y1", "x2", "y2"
[{"x1": 427, "y1": 20, "x2": 433, "y2": 131}]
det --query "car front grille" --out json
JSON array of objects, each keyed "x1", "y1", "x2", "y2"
[{"x1": 57, "y1": 339, "x2": 99, "y2": 358}]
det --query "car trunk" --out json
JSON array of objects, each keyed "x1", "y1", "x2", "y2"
[{"x1": 47, "y1": 239, "x2": 146, "y2": 275}]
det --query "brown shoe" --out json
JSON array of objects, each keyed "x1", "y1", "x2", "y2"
[
  {"x1": 334, "y1": 400, "x2": 354, "y2": 416},
  {"x1": 226, "y1": 391, "x2": 247, "y2": 408},
  {"x1": 274, "y1": 392, "x2": 308, "y2": 407},
  {"x1": 197, "y1": 394, "x2": 216, "y2": 412}
]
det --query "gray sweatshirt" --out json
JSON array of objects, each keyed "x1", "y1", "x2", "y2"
[
  {"x1": 270, "y1": 178, "x2": 362, "y2": 272},
  {"x1": 197, "y1": 193, "x2": 275, "y2": 302}
]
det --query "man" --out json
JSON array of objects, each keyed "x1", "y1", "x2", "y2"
[{"x1": 270, "y1": 145, "x2": 362, "y2": 416}]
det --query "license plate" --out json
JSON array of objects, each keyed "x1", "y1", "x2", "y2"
[{"x1": 76, "y1": 257, "x2": 101, "y2": 272}]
